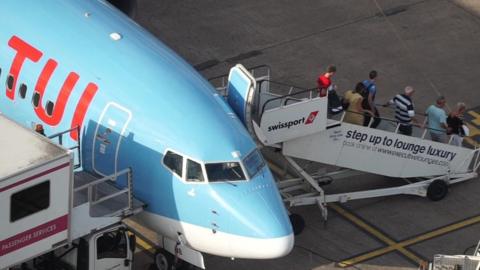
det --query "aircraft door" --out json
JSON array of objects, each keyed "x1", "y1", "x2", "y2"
[
  {"x1": 93, "y1": 102, "x2": 132, "y2": 177},
  {"x1": 226, "y1": 64, "x2": 256, "y2": 134}
]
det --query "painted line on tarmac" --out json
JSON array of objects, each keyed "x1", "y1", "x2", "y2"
[
  {"x1": 330, "y1": 204, "x2": 425, "y2": 267},
  {"x1": 463, "y1": 108, "x2": 480, "y2": 147},
  {"x1": 397, "y1": 215, "x2": 480, "y2": 249},
  {"x1": 266, "y1": 158, "x2": 426, "y2": 266},
  {"x1": 467, "y1": 111, "x2": 480, "y2": 126},
  {"x1": 336, "y1": 205, "x2": 480, "y2": 268}
]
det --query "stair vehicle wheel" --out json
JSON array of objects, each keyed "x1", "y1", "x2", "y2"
[
  {"x1": 289, "y1": 213, "x2": 305, "y2": 235},
  {"x1": 154, "y1": 249, "x2": 174, "y2": 270},
  {"x1": 427, "y1": 180, "x2": 448, "y2": 201}
]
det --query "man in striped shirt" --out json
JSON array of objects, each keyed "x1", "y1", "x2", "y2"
[{"x1": 385, "y1": 86, "x2": 417, "y2": 136}]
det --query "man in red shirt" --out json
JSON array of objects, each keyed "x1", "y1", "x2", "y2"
[{"x1": 317, "y1": 65, "x2": 336, "y2": 97}]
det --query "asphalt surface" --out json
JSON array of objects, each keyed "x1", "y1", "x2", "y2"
[{"x1": 132, "y1": 0, "x2": 480, "y2": 269}]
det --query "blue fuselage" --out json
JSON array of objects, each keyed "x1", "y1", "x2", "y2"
[{"x1": 0, "y1": 0, "x2": 293, "y2": 258}]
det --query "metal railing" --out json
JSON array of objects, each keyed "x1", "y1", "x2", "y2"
[
  {"x1": 257, "y1": 79, "x2": 317, "y2": 116},
  {"x1": 254, "y1": 80, "x2": 470, "y2": 151},
  {"x1": 372, "y1": 104, "x2": 459, "y2": 143},
  {"x1": 48, "y1": 126, "x2": 81, "y2": 169},
  {"x1": 208, "y1": 64, "x2": 271, "y2": 96},
  {"x1": 340, "y1": 109, "x2": 451, "y2": 139},
  {"x1": 208, "y1": 64, "x2": 271, "y2": 85},
  {"x1": 74, "y1": 168, "x2": 133, "y2": 217}
]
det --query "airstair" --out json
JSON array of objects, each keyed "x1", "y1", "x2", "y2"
[
  {"x1": 209, "y1": 64, "x2": 480, "y2": 220},
  {"x1": 48, "y1": 127, "x2": 145, "y2": 240}
]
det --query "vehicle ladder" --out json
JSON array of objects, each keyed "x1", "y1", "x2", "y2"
[{"x1": 48, "y1": 126, "x2": 145, "y2": 240}]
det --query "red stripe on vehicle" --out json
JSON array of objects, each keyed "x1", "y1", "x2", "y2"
[
  {"x1": 0, "y1": 162, "x2": 70, "y2": 193},
  {"x1": 0, "y1": 214, "x2": 68, "y2": 256}
]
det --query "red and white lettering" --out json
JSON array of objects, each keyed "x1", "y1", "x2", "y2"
[
  {"x1": 34, "y1": 59, "x2": 80, "y2": 126},
  {"x1": 7, "y1": 36, "x2": 43, "y2": 100},
  {"x1": 0, "y1": 215, "x2": 68, "y2": 256},
  {"x1": 5, "y1": 36, "x2": 99, "y2": 141},
  {"x1": 70, "y1": 83, "x2": 98, "y2": 140}
]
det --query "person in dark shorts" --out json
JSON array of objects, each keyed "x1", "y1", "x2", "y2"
[
  {"x1": 362, "y1": 70, "x2": 381, "y2": 128},
  {"x1": 317, "y1": 65, "x2": 343, "y2": 114},
  {"x1": 447, "y1": 102, "x2": 467, "y2": 146},
  {"x1": 384, "y1": 86, "x2": 418, "y2": 136}
]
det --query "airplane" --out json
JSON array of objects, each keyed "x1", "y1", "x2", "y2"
[{"x1": 0, "y1": 0, "x2": 294, "y2": 269}]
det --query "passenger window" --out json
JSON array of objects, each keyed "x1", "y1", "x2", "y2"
[
  {"x1": 186, "y1": 159, "x2": 204, "y2": 182},
  {"x1": 19, "y1": 83, "x2": 27, "y2": 99},
  {"x1": 163, "y1": 151, "x2": 183, "y2": 177},
  {"x1": 32, "y1": 91, "x2": 40, "y2": 107},
  {"x1": 46, "y1": 100, "x2": 54, "y2": 116},
  {"x1": 96, "y1": 230, "x2": 127, "y2": 259},
  {"x1": 10, "y1": 181, "x2": 50, "y2": 222},
  {"x1": 6, "y1": 74, "x2": 14, "y2": 90}
]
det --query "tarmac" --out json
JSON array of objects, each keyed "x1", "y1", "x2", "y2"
[{"x1": 132, "y1": 0, "x2": 480, "y2": 269}]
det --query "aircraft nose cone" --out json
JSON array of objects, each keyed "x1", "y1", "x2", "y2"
[
  {"x1": 227, "y1": 185, "x2": 294, "y2": 258},
  {"x1": 236, "y1": 230, "x2": 294, "y2": 259}
]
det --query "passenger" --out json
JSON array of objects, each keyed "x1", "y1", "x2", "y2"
[
  {"x1": 384, "y1": 86, "x2": 418, "y2": 136},
  {"x1": 35, "y1": 123, "x2": 46, "y2": 136},
  {"x1": 317, "y1": 65, "x2": 336, "y2": 97},
  {"x1": 447, "y1": 102, "x2": 467, "y2": 146},
  {"x1": 317, "y1": 65, "x2": 342, "y2": 114},
  {"x1": 362, "y1": 70, "x2": 381, "y2": 128},
  {"x1": 343, "y1": 82, "x2": 372, "y2": 125},
  {"x1": 328, "y1": 84, "x2": 344, "y2": 114},
  {"x1": 425, "y1": 96, "x2": 449, "y2": 143}
]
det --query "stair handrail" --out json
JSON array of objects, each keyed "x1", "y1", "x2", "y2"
[
  {"x1": 340, "y1": 110, "x2": 452, "y2": 135},
  {"x1": 208, "y1": 64, "x2": 271, "y2": 88},
  {"x1": 458, "y1": 147, "x2": 480, "y2": 173},
  {"x1": 48, "y1": 125, "x2": 82, "y2": 169},
  {"x1": 257, "y1": 79, "x2": 318, "y2": 117},
  {"x1": 74, "y1": 167, "x2": 134, "y2": 216}
]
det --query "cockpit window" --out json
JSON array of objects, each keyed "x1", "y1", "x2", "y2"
[
  {"x1": 163, "y1": 151, "x2": 183, "y2": 177},
  {"x1": 243, "y1": 149, "x2": 265, "y2": 178},
  {"x1": 186, "y1": 159, "x2": 204, "y2": 182},
  {"x1": 205, "y1": 162, "x2": 246, "y2": 182}
]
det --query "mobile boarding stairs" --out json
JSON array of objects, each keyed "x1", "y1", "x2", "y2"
[
  {"x1": 48, "y1": 127, "x2": 145, "y2": 240},
  {"x1": 209, "y1": 64, "x2": 480, "y2": 220}
]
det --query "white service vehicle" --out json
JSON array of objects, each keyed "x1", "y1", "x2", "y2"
[
  {"x1": 209, "y1": 64, "x2": 480, "y2": 222},
  {"x1": 427, "y1": 241, "x2": 480, "y2": 270},
  {"x1": 0, "y1": 115, "x2": 143, "y2": 270}
]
